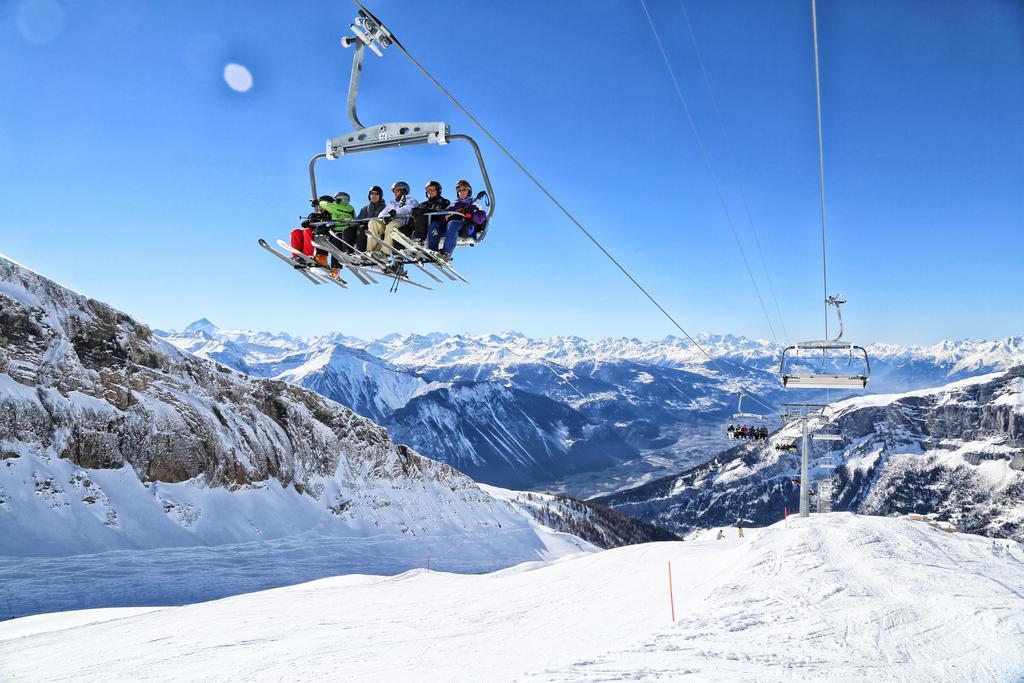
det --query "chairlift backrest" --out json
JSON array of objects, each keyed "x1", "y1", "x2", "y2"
[{"x1": 730, "y1": 393, "x2": 767, "y2": 422}]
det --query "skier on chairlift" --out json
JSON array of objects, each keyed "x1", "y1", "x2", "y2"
[
  {"x1": 316, "y1": 192, "x2": 356, "y2": 280},
  {"x1": 291, "y1": 196, "x2": 333, "y2": 266},
  {"x1": 409, "y1": 180, "x2": 450, "y2": 242},
  {"x1": 426, "y1": 179, "x2": 487, "y2": 262},
  {"x1": 367, "y1": 181, "x2": 419, "y2": 273},
  {"x1": 344, "y1": 185, "x2": 386, "y2": 253}
]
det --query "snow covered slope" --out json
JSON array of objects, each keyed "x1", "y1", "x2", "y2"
[
  {"x1": 0, "y1": 253, "x2": 598, "y2": 617},
  {"x1": 600, "y1": 369, "x2": 1024, "y2": 541},
  {"x1": 2, "y1": 514, "x2": 1021, "y2": 681}
]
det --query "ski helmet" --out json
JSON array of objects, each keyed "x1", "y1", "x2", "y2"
[
  {"x1": 425, "y1": 180, "x2": 442, "y2": 194},
  {"x1": 334, "y1": 191, "x2": 350, "y2": 204},
  {"x1": 368, "y1": 185, "x2": 384, "y2": 200},
  {"x1": 318, "y1": 195, "x2": 334, "y2": 204},
  {"x1": 455, "y1": 179, "x2": 472, "y2": 193},
  {"x1": 391, "y1": 181, "x2": 410, "y2": 194}
]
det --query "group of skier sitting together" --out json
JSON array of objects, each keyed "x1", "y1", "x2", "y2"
[
  {"x1": 727, "y1": 424, "x2": 769, "y2": 441},
  {"x1": 289, "y1": 178, "x2": 487, "y2": 279}
]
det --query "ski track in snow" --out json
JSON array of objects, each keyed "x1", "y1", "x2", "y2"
[{"x1": 1, "y1": 514, "x2": 1022, "y2": 681}]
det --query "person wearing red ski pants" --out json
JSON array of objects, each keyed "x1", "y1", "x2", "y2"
[{"x1": 290, "y1": 226, "x2": 316, "y2": 257}]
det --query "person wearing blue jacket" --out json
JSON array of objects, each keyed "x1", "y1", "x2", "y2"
[{"x1": 426, "y1": 179, "x2": 487, "y2": 262}]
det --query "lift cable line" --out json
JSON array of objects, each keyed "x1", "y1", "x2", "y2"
[
  {"x1": 677, "y1": 0, "x2": 790, "y2": 344},
  {"x1": 638, "y1": 0, "x2": 781, "y2": 346},
  {"x1": 811, "y1": 0, "x2": 830, "y2": 341},
  {"x1": 777, "y1": 0, "x2": 871, "y2": 392},
  {"x1": 359, "y1": 1, "x2": 776, "y2": 415}
]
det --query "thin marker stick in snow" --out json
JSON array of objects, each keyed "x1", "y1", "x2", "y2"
[{"x1": 667, "y1": 562, "x2": 676, "y2": 622}]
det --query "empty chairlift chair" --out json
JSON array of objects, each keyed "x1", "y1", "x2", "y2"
[
  {"x1": 730, "y1": 392, "x2": 767, "y2": 424},
  {"x1": 780, "y1": 295, "x2": 870, "y2": 389},
  {"x1": 815, "y1": 453, "x2": 839, "y2": 469},
  {"x1": 811, "y1": 420, "x2": 843, "y2": 443}
]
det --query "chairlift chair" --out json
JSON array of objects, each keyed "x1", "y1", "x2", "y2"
[
  {"x1": 780, "y1": 295, "x2": 870, "y2": 389},
  {"x1": 811, "y1": 421, "x2": 843, "y2": 442},
  {"x1": 780, "y1": 403, "x2": 827, "y2": 424},
  {"x1": 310, "y1": 2, "x2": 496, "y2": 250},
  {"x1": 730, "y1": 392, "x2": 766, "y2": 423},
  {"x1": 815, "y1": 454, "x2": 839, "y2": 469}
]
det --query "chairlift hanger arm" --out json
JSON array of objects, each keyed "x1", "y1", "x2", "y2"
[{"x1": 309, "y1": 4, "x2": 496, "y2": 220}]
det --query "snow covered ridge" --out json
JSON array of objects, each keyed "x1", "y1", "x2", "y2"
[
  {"x1": 481, "y1": 484, "x2": 679, "y2": 547},
  {"x1": 599, "y1": 368, "x2": 1024, "y2": 542},
  {"x1": 2, "y1": 514, "x2": 1021, "y2": 681},
  {"x1": 0, "y1": 252, "x2": 595, "y2": 587},
  {"x1": 164, "y1": 324, "x2": 1024, "y2": 375}
]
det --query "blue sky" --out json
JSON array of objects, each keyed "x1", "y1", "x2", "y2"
[{"x1": 1, "y1": 0, "x2": 1021, "y2": 344}]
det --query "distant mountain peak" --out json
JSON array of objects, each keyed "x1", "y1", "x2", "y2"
[{"x1": 184, "y1": 318, "x2": 218, "y2": 334}]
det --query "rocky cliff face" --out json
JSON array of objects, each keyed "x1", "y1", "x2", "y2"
[
  {"x1": 597, "y1": 370, "x2": 1024, "y2": 542},
  {"x1": 1, "y1": 257, "x2": 435, "y2": 491}
]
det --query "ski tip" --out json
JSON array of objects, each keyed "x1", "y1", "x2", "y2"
[{"x1": 258, "y1": 238, "x2": 268, "y2": 247}]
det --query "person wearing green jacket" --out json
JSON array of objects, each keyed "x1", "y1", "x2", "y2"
[{"x1": 317, "y1": 192, "x2": 356, "y2": 279}]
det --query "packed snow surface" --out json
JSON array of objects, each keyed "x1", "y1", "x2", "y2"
[{"x1": 2, "y1": 513, "x2": 1022, "y2": 681}]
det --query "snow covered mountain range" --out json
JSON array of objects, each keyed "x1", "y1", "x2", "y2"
[
  {"x1": 598, "y1": 369, "x2": 1024, "y2": 542},
  {"x1": 161, "y1": 320, "x2": 1024, "y2": 494}
]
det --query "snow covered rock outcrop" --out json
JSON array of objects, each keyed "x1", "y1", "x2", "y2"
[
  {"x1": 0, "y1": 254, "x2": 427, "y2": 496},
  {"x1": 0, "y1": 254, "x2": 600, "y2": 618},
  {"x1": 599, "y1": 370, "x2": 1024, "y2": 541}
]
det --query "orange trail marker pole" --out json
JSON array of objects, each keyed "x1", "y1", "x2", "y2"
[{"x1": 668, "y1": 561, "x2": 676, "y2": 622}]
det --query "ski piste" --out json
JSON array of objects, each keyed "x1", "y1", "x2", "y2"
[
  {"x1": 271, "y1": 240, "x2": 349, "y2": 288},
  {"x1": 258, "y1": 239, "x2": 325, "y2": 285}
]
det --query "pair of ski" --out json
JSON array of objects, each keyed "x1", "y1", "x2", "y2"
[
  {"x1": 257, "y1": 236, "x2": 435, "y2": 292},
  {"x1": 310, "y1": 217, "x2": 468, "y2": 285},
  {"x1": 257, "y1": 239, "x2": 348, "y2": 288},
  {"x1": 311, "y1": 233, "x2": 433, "y2": 290},
  {"x1": 365, "y1": 230, "x2": 469, "y2": 285}
]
